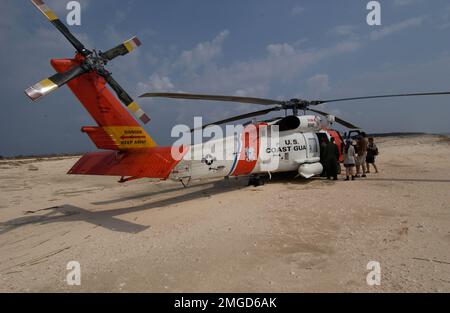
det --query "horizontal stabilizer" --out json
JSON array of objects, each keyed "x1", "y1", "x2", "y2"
[
  {"x1": 81, "y1": 127, "x2": 120, "y2": 150},
  {"x1": 68, "y1": 148, "x2": 180, "y2": 179}
]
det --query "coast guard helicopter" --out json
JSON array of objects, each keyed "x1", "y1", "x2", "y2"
[{"x1": 25, "y1": 0, "x2": 450, "y2": 186}]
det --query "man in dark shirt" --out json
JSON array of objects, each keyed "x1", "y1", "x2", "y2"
[
  {"x1": 323, "y1": 137, "x2": 340, "y2": 180},
  {"x1": 320, "y1": 138, "x2": 328, "y2": 177}
]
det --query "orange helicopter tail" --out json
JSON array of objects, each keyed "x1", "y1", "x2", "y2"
[
  {"x1": 51, "y1": 57, "x2": 157, "y2": 151},
  {"x1": 51, "y1": 57, "x2": 180, "y2": 180}
]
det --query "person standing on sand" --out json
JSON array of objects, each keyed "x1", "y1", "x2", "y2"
[
  {"x1": 320, "y1": 137, "x2": 328, "y2": 177},
  {"x1": 344, "y1": 140, "x2": 357, "y2": 181},
  {"x1": 324, "y1": 137, "x2": 339, "y2": 181},
  {"x1": 356, "y1": 133, "x2": 368, "y2": 178},
  {"x1": 366, "y1": 137, "x2": 379, "y2": 174}
]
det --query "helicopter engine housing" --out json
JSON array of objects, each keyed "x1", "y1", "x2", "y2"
[{"x1": 274, "y1": 115, "x2": 322, "y2": 132}]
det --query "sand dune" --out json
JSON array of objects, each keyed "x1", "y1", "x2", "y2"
[{"x1": 0, "y1": 135, "x2": 449, "y2": 292}]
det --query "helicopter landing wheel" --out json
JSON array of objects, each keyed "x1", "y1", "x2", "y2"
[{"x1": 248, "y1": 176, "x2": 266, "y2": 187}]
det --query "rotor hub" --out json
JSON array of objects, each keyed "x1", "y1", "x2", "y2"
[{"x1": 83, "y1": 50, "x2": 108, "y2": 73}]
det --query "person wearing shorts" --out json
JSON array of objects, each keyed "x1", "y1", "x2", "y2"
[
  {"x1": 356, "y1": 134, "x2": 368, "y2": 178},
  {"x1": 366, "y1": 137, "x2": 379, "y2": 173},
  {"x1": 343, "y1": 140, "x2": 357, "y2": 181}
]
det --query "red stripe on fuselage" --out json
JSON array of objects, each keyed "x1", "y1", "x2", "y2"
[{"x1": 231, "y1": 124, "x2": 263, "y2": 176}]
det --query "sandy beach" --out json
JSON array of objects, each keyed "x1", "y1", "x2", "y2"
[{"x1": 0, "y1": 135, "x2": 449, "y2": 292}]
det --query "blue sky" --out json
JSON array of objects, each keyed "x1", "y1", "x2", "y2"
[{"x1": 1, "y1": 0, "x2": 450, "y2": 156}]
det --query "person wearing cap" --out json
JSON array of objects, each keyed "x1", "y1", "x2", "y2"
[{"x1": 343, "y1": 139, "x2": 357, "y2": 181}]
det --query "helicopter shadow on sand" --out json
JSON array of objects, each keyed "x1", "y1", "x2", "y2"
[
  {"x1": 2, "y1": 175, "x2": 447, "y2": 236},
  {"x1": 0, "y1": 176, "x2": 298, "y2": 235},
  {"x1": 90, "y1": 174, "x2": 317, "y2": 206}
]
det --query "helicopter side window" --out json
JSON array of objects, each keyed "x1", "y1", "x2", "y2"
[{"x1": 309, "y1": 138, "x2": 319, "y2": 157}]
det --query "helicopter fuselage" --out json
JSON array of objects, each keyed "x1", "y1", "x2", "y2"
[{"x1": 169, "y1": 115, "x2": 341, "y2": 182}]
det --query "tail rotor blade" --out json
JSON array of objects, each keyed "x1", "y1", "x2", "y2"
[
  {"x1": 30, "y1": 0, "x2": 90, "y2": 56},
  {"x1": 25, "y1": 65, "x2": 87, "y2": 101},
  {"x1": 25, "y1": 78, "x2": 58, "y2": 101},
  {"x1": 102, "y1": 74, "x2": 151, "y2": 124},
  {"x1": 101, "y1": 37, "x2": 142, "y2": 61}
]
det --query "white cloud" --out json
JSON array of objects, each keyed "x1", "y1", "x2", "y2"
[
  {"x1": 103, "y1": 24, "x2": 139, "y2": 47},
  {"x1": 176, "y1": 30, "x2": 230, "y2": 71},
  {"x1": 173, "y1": 38, "x2": 360, "y2": 98},
  {"x1": 306, "y1": 74, "x2": 331, "y2": 97},
  {"x1": 136, "y1": 30, "x2": 362, "y2": 126},
  {"x1": 291, "y1": 6, "x2": 304, "y2": 16},
  {"x1": 330, "y1": 25, "x2": 358, "y2": 37},
  {"x1": 234, "y1": 85, "x2": 269, "y2": 97},
  {"x1": 136, "y1": 30, "x2": 231, "y2": 96},
  {"x1": 370, "y1": 16, "x2": 426, "y2": 40},
  {"x1": 266, "y1": 43, "x2": 295, "y2": 57},
  {"x1": 137, "y1": 74, "x2": 175, "y2": 93}
]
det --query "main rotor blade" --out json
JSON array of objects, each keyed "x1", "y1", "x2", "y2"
[
  {"x1": 308, "y1": 108, "x2": 360, "y2": 129},
  {"x1": 31, "y1": 0, "x2": 90, "y2": 56},
  {"x1": 102, "y1": 74, "x2": 151, "y2": 124},
  {"x1": 25, "y1": 65, "x2": 87, "y2": 101},
  {"x1": 140, "y1": 93, "x2": 285, "y2": 106},
  {"x1": 191, "y1": 108, "x2": 279, "y2": 132},
  {"x1": 101, "y1": 37, "x2": 142, "y2": 61},
  {"x1": 313, "y1": 91, "x2": 450, "y2": 105}
]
